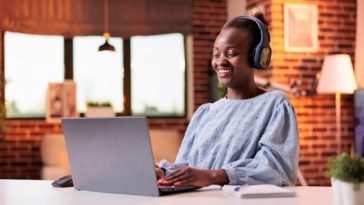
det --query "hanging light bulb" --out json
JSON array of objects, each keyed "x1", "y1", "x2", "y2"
[{"x1": 98, "y1": 0, "x2": 115, "y2": 52}]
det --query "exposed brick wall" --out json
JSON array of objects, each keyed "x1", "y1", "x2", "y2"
[
  {"x1": 0, "y1": 0, "x2": 227, "y2": 179},
  {"x1": 192, "y1": 0, "x2": 227, "y2": 108},
  {"x1": 247, "y1": 0, "x2": 356, "y2": 186},
  {"x1": 0, "y1": 121, "x2": 62, "y2": 179}
]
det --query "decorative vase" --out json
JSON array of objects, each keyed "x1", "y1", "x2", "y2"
[{"x1": 331, "y1": 178, "x2": 364, "y2": 205}]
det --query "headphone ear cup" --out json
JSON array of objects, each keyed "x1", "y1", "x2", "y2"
[
  {"x1": 251, "y1": 46, "x2": 262, "y2": 69},
  {"x1": 251, "y1": 46, "x2": 258, "y2": 68},
  {"x1": 259, "y1": 47, "x2": 272, "y2": 68},
  {"x1": 251, "y1": 46, "x2": 271, "y2": 69}
]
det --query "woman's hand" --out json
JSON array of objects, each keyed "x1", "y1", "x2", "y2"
[
  {"x1": 154, "y1": 165, "x2": 165, "y2": 180},
  {"x1": 157, "y1": 166, "x2": 229, "y2": 187}
]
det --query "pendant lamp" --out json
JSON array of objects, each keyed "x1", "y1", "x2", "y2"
[{"x1": 98, "y1": 0, "x2": 115, "y2": 52}]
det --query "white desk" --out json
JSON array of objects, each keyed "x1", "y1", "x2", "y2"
[{"x1": 0, "y1": 180, "x2": 333, "y2": 205}]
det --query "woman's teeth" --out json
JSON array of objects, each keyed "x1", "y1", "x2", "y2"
[{"x1": 218, "y1": 69, "x2": 231, "y2": 74}]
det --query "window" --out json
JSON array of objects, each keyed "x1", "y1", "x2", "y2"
[
  {"x1": 131, "y1": 33, "x2": 185, "y2": 116},
  {"x1": 4, "y1": 32, "x2": 64, "y2": 118},
  {"x1": 3, "y1": 32, "x2": 186, "y2": 118},
  {"x1": 73, "y1": 36, "x2": 123, "y2": 113}
]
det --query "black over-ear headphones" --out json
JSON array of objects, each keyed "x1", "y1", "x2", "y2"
[{"x1": 234, "y1": 15, "x2": 272, "y2": 69}]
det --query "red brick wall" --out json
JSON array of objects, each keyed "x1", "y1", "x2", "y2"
[
  {"x1": 247, "y1": 0, "x2": 356, "y2": 186},
  {"x1": 192, "y1": 0, "x2": 227, "y2": 108},
  {"x1": 0, "y1": 0, "x2": 227, "y2": 179},
  {"x1": 0, "y1": 121, "x2": 62, "y2": 179}
]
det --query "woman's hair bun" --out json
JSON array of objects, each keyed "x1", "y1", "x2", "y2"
[{"x1": 253, "y1": 12, "x2": 269, "y2": 26}]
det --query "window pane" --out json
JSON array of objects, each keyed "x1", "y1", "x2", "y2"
[
  {"x1": 131, "y1": 33, "x2": 185, "y2": 116},
  {"x1": 73, "y1": 36, "x2": 123, "y2": 113},
  {"x1": 4, "y1": 32, "x2": 64, "y2": 118}
]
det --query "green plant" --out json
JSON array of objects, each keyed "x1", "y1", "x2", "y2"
[
  {"x1": 86, "y1": 101, "x2": 112, "y2": 107},
  {"x1": 325, "y1": 152, "x2": 364, "y2": 191},
  {"x1": 217, "y1": 83, "x2": 227, "y2": 99}
]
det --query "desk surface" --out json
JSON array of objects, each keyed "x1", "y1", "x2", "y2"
[{"x1": 0, "y1": 180, "x2": 333, "y2": 205}]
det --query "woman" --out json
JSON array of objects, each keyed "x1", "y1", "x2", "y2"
[{"x1": 156, "y1": 14, "x2": 299, "y2": 187}]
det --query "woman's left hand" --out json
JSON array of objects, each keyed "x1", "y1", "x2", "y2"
[
  {"x1": 154, "y1": 165, "x2": 165, "y2": 180},
  {"x1": 158, "y1": 166, "x2": 228, "y2": 187}
]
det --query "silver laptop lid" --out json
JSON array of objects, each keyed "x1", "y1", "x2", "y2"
[{"x1": 61, "y1": 117, "x2": 160, "y2": 196}]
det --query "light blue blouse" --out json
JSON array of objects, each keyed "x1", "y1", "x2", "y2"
[{"x1": 159, "y1": 90, "x2": 299, "y2": 186}]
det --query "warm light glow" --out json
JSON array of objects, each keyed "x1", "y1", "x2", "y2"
[
  {"x1": 316, "y1": 54, "x2": 358, "y2": 154},
  {"x1": 317, "y1": 54, "x2": 357, "y2": 94},
  {"x1": 103, "y1": 32, "x2": 110, "y2": 39}
]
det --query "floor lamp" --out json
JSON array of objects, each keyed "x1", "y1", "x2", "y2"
[{"x1": 317, "y1": 54, "x2": 357, "y2": 154}]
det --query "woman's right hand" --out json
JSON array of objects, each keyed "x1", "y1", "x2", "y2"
[{"x1": 157, "y1": 166, "x2": 229, "y2": 187}]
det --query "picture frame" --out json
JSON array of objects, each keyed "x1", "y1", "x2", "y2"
[
  {"x1": 46, "y1": 80, "x2": 77, "y2": 122},
  {"x1": 354, "y1": 89, "x2": 364, "y2": 157},
  {"x1": 284, "y1": 4, "x2": 318, "y2": 52}
]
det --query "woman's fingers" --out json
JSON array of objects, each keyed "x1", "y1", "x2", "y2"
[
  {"x1": 161, "y1": 167, "x2": 197, "y2": 186},
  {"x1": 154, "y1": 165, "x2": 165, "y2": 180},
  {"x1": 167, "y1": 171, "x2": 190, "y2": 184},
  {"x1": 173, "y1": 176, "x2": 196, "y2": 187},
  {"x1": 155, "y1": 167, "x2": 164, "y2": 179},
  {"x1": 163, "y1": 166, "x2": 189, "y2": 181}
]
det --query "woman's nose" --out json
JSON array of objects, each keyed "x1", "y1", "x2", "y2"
[{"x1": 216, "y1": 56, "x2": 229, "y2": 67}]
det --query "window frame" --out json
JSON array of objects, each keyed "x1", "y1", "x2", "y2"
[{"x1": 2, "y1": 32, "x2": 188, "y2": 119}]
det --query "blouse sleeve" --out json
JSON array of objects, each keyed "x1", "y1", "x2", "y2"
[
  {"x1": 223, "y1": 100, "x2": 299, "y2": 186},
  {"x1": 158, "y1": 104, "x2": 210, "y2": 172}
]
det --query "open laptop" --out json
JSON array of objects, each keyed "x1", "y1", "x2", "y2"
[{"x1": 61, "y1": 116, "x2": 196, "y2": 196}]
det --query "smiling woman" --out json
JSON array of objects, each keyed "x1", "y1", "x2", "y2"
[{"x1": 156, "y1": 14, "x2": 299, "y2": 188}]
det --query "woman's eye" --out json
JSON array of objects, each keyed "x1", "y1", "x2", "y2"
[
  {"x1": 213, "y1": 53, "x2": 220, "y2": 58},
  {"x1": 227, "y1": 52, "x2": 237, "y2": 57}
]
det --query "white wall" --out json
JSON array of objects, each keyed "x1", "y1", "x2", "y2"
[{"x1": 227, "y1": 0, "x2": 247, "y2": 19}]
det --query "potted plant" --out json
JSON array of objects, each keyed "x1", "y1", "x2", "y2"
[
  {"x1": 85, "y1": 101, "x2": 115, "y2": 117},
  {"x1": 325, "y1": 152, "x2": 364, "y2": 205}
]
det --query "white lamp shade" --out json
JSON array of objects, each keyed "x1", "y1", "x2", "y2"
[{"x1": 317, "y1": 54, "x2": 358, "y2": 94}]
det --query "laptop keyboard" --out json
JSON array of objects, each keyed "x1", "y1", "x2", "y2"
[{"x1": 158, "y1": 185, "x2": 197, "y2": 193}]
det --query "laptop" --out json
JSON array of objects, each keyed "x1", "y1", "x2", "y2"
[{"x1": 61, "y1": 116, "x2": 196, "y2": 196}]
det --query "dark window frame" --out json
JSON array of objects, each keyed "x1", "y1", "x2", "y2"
[{"x1": 2, "y1": 32, "x2": 188, "y2": 119}]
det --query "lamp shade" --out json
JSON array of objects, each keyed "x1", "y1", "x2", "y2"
[
  {"x1": 98, "y1": 39, "x2": 115, "y2": 52},
  {"x1": 317, "y1": 54, "x2": 357, "y2": 94}
]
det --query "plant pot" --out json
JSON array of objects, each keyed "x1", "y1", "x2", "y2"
[
  {"x1": 331, "y1": 178, "x2": 364, "y2": 205},
  {"x1": 85, "y1": 106, "x2": 115, "y2": 117}
]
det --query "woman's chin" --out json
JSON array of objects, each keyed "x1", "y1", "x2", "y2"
[{"x1": 218, "y1": 79, "x2": 231, "y2": 86}]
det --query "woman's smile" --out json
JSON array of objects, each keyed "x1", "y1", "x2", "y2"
[{"x1": 217, "y1": 68, "x2": 232, "y2": 78}]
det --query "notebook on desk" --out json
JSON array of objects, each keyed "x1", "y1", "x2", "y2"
[
  {"x1": 222, "y1": 184, "x2": 296, "y2": 198},
  {"x1": 61, "y1": 117, "x2": 196, "y2": 196}
]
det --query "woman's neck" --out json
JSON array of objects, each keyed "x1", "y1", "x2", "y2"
[{"x1": 226, "y1": 79, "x2": 264, "y2": 100}]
